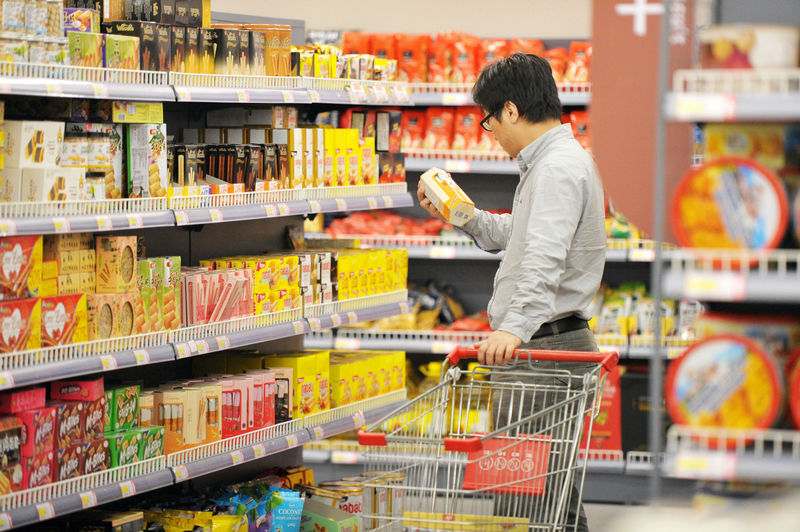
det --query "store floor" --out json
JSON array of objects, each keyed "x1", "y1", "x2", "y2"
[{"x1": 585, "y1": 502, "x2": 694, "y2": 531}]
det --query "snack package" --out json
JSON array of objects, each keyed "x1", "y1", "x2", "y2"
[
  {"x1": 544, "y1": 48, "x2": 568, "y2": 83},
  {"x1": 107, "y1": 430, "x2": 141, "y2": 467},
  {"x1": 428, "y1": 33, "x2": 454, "y2": 83},
  {"x1": 22, "y1": 452, "x2": 53, "y2": 489},
  {"x1": 452, "y1": 107, "x2": 482, "y2": 151},
  {"x1": 0, "y1": 120, "x2": 65, "y2": 169},
  {"x1": 401, "y1": 110, "x2": 426, "y2": 151},
  {"x1": 136, "y1": 425, "x2": 164, "y2": 460},
  {"x1": 703, "y1": 124, "x2": 786, "y2": 172},
  {"x1": 102, "y1": 20, "x2": 157, "y2": 71},
  {"x1": 83, "y1": 437, "x2": 110, "y2": 474},
  {"x1": 565, "y1": 41, "x2": 591, "y2": 83},
  {"x1": 126, "y1": 123, "x2": 167, "y2": 198},
  {"x1": 420, "y1": 167, "x2": 474, "y2": 226},
  {"x1": 96, "y1": 235, "x2": 137, "y2": 293},
  {"x1": 41, "y1": 294, "x2": 88, "y2": 346},
  {"x1": 50, "y1": 376, "x2": 104, "y2": 402},
  {"x1": 63, "y1": 8, "x2": 100, "y2": 33},
  {"x1": 105, "y1": 33, "x2": 140, "y2": 69},
  {"x1": 106, "y1": 385, "x2": 139, "y2": 432},
  {"x1": 0, "y1": 298, "x2": 41, "y2": 352},
  {"x1": 170, "y1": 24, "x2": 185, "y2": 72},
  {"x1": 423, "y1": 108, "x2": 454, "y2": 150},
  {"x1": 83, "y1": 395, "x2": 107, "y2": 439},
  {"x1": 507, "y1": 38, "x2": 545, "y2": 56},
  {"x1": 17, "y1": 407, "x2": 55, "y2": 457},
  {"x1": 0, "y1": 236, "x2": 42, "y2": 300},
  {"x1": 114, "y1": 292, "x2": 135, "y2": 337},
  {"x1": 341, "y1": 31, "x2": 370, "y2": 55},
  {"x1": 0, "y1": 417, "x2": 22, "y2": 494},
  {"x1": 478, "y1": 39, "x2": 508, "y2": 68},
  {"x1": 55, "y1": 443, "x2": 83, "y2": 481},
  {"x1": 68, "y1": 31, "x2": 105, "y2": 68},
  {"x1": 21, "y1": 167, "x2": 85, "y2": 203},
  {"x1": 51, "y1": 401, "x2": 84, "y2": 450},
  {"x1": 450, "y1": 33, "x2": 480, "y2": 83},
  {"x1": 88, "y1": 293, "x2": 115, "y2": 340},
  {"x1": 395, "y1": 33, "x2": 428, "y2": 82}
]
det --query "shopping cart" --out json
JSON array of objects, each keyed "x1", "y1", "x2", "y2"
[{"x1": 356, "y1": 346, "x2": 619, "y2": 532}]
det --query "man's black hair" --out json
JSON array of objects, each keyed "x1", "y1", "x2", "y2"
[{"x1": 472, "y1": 52, "x2": 562, "y2": 124}]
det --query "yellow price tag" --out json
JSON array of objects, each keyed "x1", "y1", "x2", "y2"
[
  {"x1": 335, "y1": 199, "x2": 348, "y2": 211},
  {"x1": 45, "y1": 83, "x2": 63, "y2": 96},
  {"x1": 441, "y1": 92, "x2": 469, "y2": 105},
  {"x1": 277, "y1": 203, "x2": 289, "y2": 215},
  {"x1": 253, "y1": 443, "x2": 266, "y2": 458},
  {"x1": 308, "y1": 200, "x2": 322, "y2": 213},
  {"x1": 429, "y1": 246, "x2": 456, "y2": 259},
  {"x1": 100, "y1": 354, "x2": 118, "y2": 371},
  {"x1": 334, "y1": 338, "x2": 361, "y2": 350},
  {"x1": 173, "y1": 465, "x2": 189, "y2": 480},
  {"x1": 313, "y1": 426, "x2": 325, "y2": 440},
  {"x1": 209, "y1": 208, "x2": 223, "y2": 222},
  {"x1": 175, "y1": 343, "x2": 189, "y2": 358},
  {"x1": 134, "y1": 349, "x2": 150, "y2": 365},
  {"x1": 79, "y1": 490, "x2": 98, "y2": 509},
  {"x1": 307, "y1": 317, "x2": 321, "y2": 330},
  {"x1": 237, "y1": 89, "x2": 250, "y2": 102},
  {"x1": 347, "y1": 311, "x2": 358, "y2": 323},
  {"x1": 286, "y1": 434, "x2": 298, "y2": 447},
  {"x1": 684, "y1": 272, "x2": 746, "y2": 301},
  {"x1": 177, "y1": 88, "x2": 192, "y2": 101},
  {"x1": 36, "y1": 503, "x2": 54, "y2": 520},
  {"x1": 0, "y1": 371, "x2": 14, "y2": 390},
  {"x1": 431, "y1": 341, "x2": 457, "y2": 354},
  {"x1": 367, "y1": 197, "x2": 378, "y2": 209},
  {"x1": 0, "y1": 220, "x2": 16, "y2": 236},
  {"x1": 264, "y1": 204, "x2": 277, "y2": 217},
  {"x1": 126, "y1": 214, "x2": 143, "y2": 227},
  {"x1": 92, "y1": 83, "x2": 109, "y2": 98},
  {"x1": 52, "y1": 217, "x2": 70, "y2": 233},
  {"x1": 174, "y1": 210, "x2": 189, "y2": 225},
  {"x1": 231, "y1": 450, "x2": 244, "y2": 464},
  {"x1": 308, "y1": 90, "x2": 320, "y2": 102},
  {"x1": 95, "y1": 215, "x2": 112, "y2": 231},
  {"x1": 444, "y1": 160, "x2": 471, "y2": 173},
  {"x1": 216, "y1": 335, "x2": 230, "y2": 349},
  {"x1": 0, "y1": 512, "x2": 12, "y2": 530},
  {"x1": 331, "y1": 313, "x2": 342, "y2": 327},
  {"x1": 293, "y1": 321, "x2": 304, "y2": 334},
  {"x1": 119, "y1": 480, "x2": 136, "y2": 497},
  {"x1": 282, "y1": 90, "x2": 295, "y2": 103}
]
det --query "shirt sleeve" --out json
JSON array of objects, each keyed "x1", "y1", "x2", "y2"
[
  {"x1": 458, "y1": 209, "x2": 512, "y2": 253},
  {"x1": 496, "y1": 165, "x2": 585, "y2": 342}
]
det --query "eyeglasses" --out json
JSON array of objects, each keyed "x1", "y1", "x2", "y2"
[{"x1": 480, "y1": 109, "x2": 499, "y2": 132}]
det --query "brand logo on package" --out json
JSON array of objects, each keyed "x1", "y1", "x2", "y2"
[
  {"x1": 1, "y1": 244, "x2": 23, "y2": 279},
  {"x1": 44, "y1": 302, "x2": 68, "y2": 340},
  {"x1": 1, "y1": 309, "x2": 24, "y2": 347}
]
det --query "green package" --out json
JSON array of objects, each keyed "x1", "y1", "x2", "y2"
[
  {"x1": 136, "y1": 426, "x2": 165, "y2": 461},
  {"x1": 105, "y1": 385, "x2": 140, "y2": 432},
  {"x1": 108, "y1": 430, "x2": 141, "y2": 468}
]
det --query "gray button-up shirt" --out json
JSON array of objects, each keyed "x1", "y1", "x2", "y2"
[{"x1": 461, "y1": 124, "x2": 606, "y2": 342}]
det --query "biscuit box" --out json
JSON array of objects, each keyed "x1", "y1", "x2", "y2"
[
  {"x1": 41, "y1": 294, "x2": 88, "y2": 347},
  {"x1": 83, "y1": 438, "x2": 110, "y2": 474},
  {"x1": 0, "y1": 298, "x2": 41, "y2": 353},
  {"x1": 50, "y1": 377, "x2": 104, "y2": 402},
  {"x1": 22, "y1": 452, "x2": 53, "y2": 489},
  {"x1": 107, "y1": 430, "x2": 141, "y2": 467},
  {"x1": 82, "y1": 395, "x2": 107, "y2": 439},
  {"x1": 0, "y1": 121, "x2": 65, "y2": 169},
  {"x1": 50, "y1": 401, "x2": 84, "y2": 450},
  {"x1": 0, "y1": 417, "x2": 22, "y2": 494},
  {"x1": 106, "y1": 385, "x2": 139, "y2": 432},
  {"x1": 0, "y1": 235, "x2": 43, "y2": 300},
  {"x1": 102, "y1": 21, "x2": 158, "y2": 71},
  {"x1": 87, "y1": 293, "x2": 116, "y2": 340},
  {"x1": 0, "y1": 387, "x2": 46, "y2": 414},
  {"x1": 18, "y1": 407, "x2": 55, "y2": 457},
  {"x1": 135, "y1": 425, "x2": 164, "y2": 460},
  {"x1": 126, "y1": 124, "x2": 168, "y2": 198},
  {"x1": 55, "y1": 443, "x2": 83, "y2": 481},
  {"x1": 104, "y1": 33, "x2": 140, "y2": 70},
  {"x1": 96, "y1": 235, "x2": 137, "y2": 293}
]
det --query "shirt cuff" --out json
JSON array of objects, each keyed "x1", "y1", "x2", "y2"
[
  {"x1": 460, "y1": 210, "x2": 482, "y2": 235},
  {"x1": 497, "y1": 311, "x2": 540, "y2": 344}
]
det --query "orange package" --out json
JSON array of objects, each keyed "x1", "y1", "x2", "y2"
[
  {"x1": 401, "y1": 110, "x2": 426, "y2": 151},
  {"x1": 565, "y1": 42, "x2": 592, "y2": 83},
  {"x1": 341, "y1": 32, "x2": 371, "y2": 55},
  {"x1": 41, "y1": 294, "x2": 88, "y2": 347},
  {"x1": 507, "y1": 38, "x2": 545, "y2": 56},
  {"x1": 428, "y1": 33, "x2": 454, "y2": 83},
  {"x1": 452, "y1": 107, "x2": 482, "y2": 151},
  {"x1": 423, "y1": 108, "x2": 455, "y2": 150},
  {"x1": 477, "y1": 39, "x2": 508, "y2": 70},
  {"x1": 369, "y1": 33, "x2": 397, "y2": 60},
  {"x1": 450, "y1": 33, "x2": 481, "y2": 83},
  {"x1": 544, "y1": 48, "x2": 568, "y2": 83},
  {"x1": 396, "y1": 33, "x2": 429, "y2": 82}
]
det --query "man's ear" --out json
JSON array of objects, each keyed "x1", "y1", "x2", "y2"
[{"x1": 504, "y1": 101, "x2": 520, "y2": 123}]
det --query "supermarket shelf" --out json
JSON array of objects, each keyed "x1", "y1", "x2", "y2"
[
  {"x1": 405, "y1": 156, "x2": 520, "y2": 174},
  {"x1": 305, "y1": 78, "x2": 413, "y2": 106},
  {"x1": 408, "y1": 82, "x2": 591, "y2": 106},
  {"x1": 662, "y1": 249, "x2": 800, "y2": 303},
  {"x1": 666, "y1": 426, "x2": 800, "y2": 482},
  {"x1": 305, "y1": 291, "x2": 411, "y2": 331},
  {"x1": 0, "y1": 457, "x2": 171, "y2": 529},
  {"x1": 667, "y1": 68, "x2": 800, "y2": 121}
]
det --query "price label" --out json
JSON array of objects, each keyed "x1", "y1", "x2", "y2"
[
  {"x1": 253, "y1": 443, "x2": 266, "y2": 458},
  {"x1": 216, "y1": 335, "x2": 230, "y2": 349},
  {"x1": 119, "y1": 480, "x2": 137, "y2": 497},
  {"x1": 177, "y1": 88, "x2": 192, "y2": 101},
  {"x1": 99, "y1": 354, "x2": 118, "y2": 371},
  {"x1": 348, "y1": 89, "x2": 359, "y2": 104},
  {"x1": 0, "y1": 220, "x2": 16, "y2": 236},
  {"x1": 335, "y1": 199, "x2": 348, "y2": 211},
  {"x1": 331, "y1": 313, "x2": 343, "y2": 327},
  {"x1": 373, "y1": 84, "x2": 389, "y2": 103},
  {"x1": 313, "y1": 426, "x2": 325, "y2": 440},
  {"x1": 382, "y1": 195, "x2": 395, "y2": 208},
  {"x1": 352, "y1": 411, "x2": 366, "y2": 427},
  {"x1": 431, "y1": 341, "x2": 457, "y2": 354},
  {"x1": 308, "y1": 200, "x2": 322, "y2": 213},
  {"x1": 0, "y1": 371, "x2": 15, "y2": 390},
  {"x1": 45, "y1": 82, "x2": 63, "y2": 96},
  {"x1": 684, "y1": 272, "x2": 746, "y2": 301},
  {"x1": 444, "y1": 160, "x2": 471, "y2": 173},
  {"x1": 673, "y1": 93, "x2": 736, "y2": 121},
  {"x1": 367, "y1": 197, "x2": 378, "y2": 209},
  {"x1": 293, "y1": 321, "x2": 305, "y2": 334},
  {"x1": 667, "y1": 347, "x2": 684, "y2": 359},
  {"x1": 196, "y1": 340, "x2": 210, "y2": 354},
  {"x1": 429, "y1": 246, "x2": 456, "y2": 259},
  {"x1": 393, "y1": 85, "x2": 411, "y2": 104},
  {"x1": 133, "y1": 349, "x2": 150, "y2": 365},
  {"x1": 91, "y1": 83, "x2": 109, "y2": 98},
  {"x1": 0, "y1": 82, "x2": 11, "y2": 94},
  {"x1": 346, "y1": 311, "x2": 359, "y2": 323},
  {"x1": 209, "y1": 208, "x2": 223, "y2": 223},
  {"x1": 331, "y1": 450, "x2": 360, "y2": 464},
  {"x1": 673, "y1": 451, "x2": 736, "y2": 480},
  {"x1": 629, "y1": 248, "x2": 656, "y2": 262},
  {"x1": 173, "y1": 464, "x2": 189, "y2": 481},
  {"x1": 308, "y1": 90, "x2": 321, "y2": 103},
  {"x1": 230, "y1": 450, "x2": 244, "y2": 464},
  {"x1": 52, "y1": 217, "x2": 70, "y2": 233},
  {"x1": 237, "y1": 89, "x2": 251, "y2": 102},
  {"x1": 334, "y1": 337, "x2": 361, "y2": 350},
  {"x1": 126, "y1": 213, "x2": 144, "y2": 228},
  {"x1": 399, "y1": 301, "x2": 410, "y2": 314},
  {"x1": 174, "y1": 210, "x2": 189, "y2": 225},
  {"x1": 95, "y1": 215, "x2": 112, "y2": 231},
  {"x1": 36, "y1": 502, "x2": 55, "y2": 521},
  {"x1": 188, "y1": 340, "x2": 198, "y2": 354},
  {"x1": 79, "y1": 490, "x2": 98, "y2": 509},
  {"x1": 264, "y1": 204, "x2": 277, "y2": 217},
  {"x1": 286, "y1": 434, "x2": 299, "y2": 447},
  {"x1": 307, "y1": 317, "x2": 321, "y2": 331},
  {"x1": 282, "y1": 90, "x2": 296, "y2": 103},
  {"x1": 175, "y1": 343, "x2": 190, "y2": 358},
  {"x1": 277, "y1": 203, "x2": 290, "y2": 216},
  {"x1": 441, "y1": 92, "x2": 470, "y2": 105},
  {"x1": 0, "y1": 512, "x2": 12, "y2": 530}
]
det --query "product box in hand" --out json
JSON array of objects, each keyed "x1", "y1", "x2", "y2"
[
  {"x1": 1, "y1": 120, "x2": 65, "y2": 169},
  {"x1": 22, "y1": 452, "x2": 53, "y2": 489},
  {"x1": 22, "y1": 167, "x2": 85, "y2": 202},
  {"x1": 17, "y1": 406, "x2": 55, "y2": 457},
  {"x1": 41, "y1": 294, "x2": 88, "y2": 346},
  {"x1": 126, "y1": 123, "x2": 167, "y2": 198},
  {"x1": 68, "y1": 32, "x2": 105, "y2": 67},
  {"x1": 104, "y1": 33, "x2": 140, "y2": 69},
  {"x1": 0, "y1": 235, "x2": 42, "y2": 300},
  {"x1": 420, "y1": 167, "x2": 474, "y2": 226},
  {"x1": 63, "y1": 8, "x2": 100, "y2": 33},
  {"x1": 51, "y1": 401, "x2": 84, "y2": 450},
  {"x1": 96, "y1": 235, "x2": 137, "y2": 293},
  {"x1": 0, "y1": 299, "x2": 41, "y2": 352},
  {"x1": 55, "y1": 443, "x2": 83, "y2": 481}
]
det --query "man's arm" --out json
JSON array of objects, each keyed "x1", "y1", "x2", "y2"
[{"x1": 417, "y1": 180, "x2": 511, "y2": 251}]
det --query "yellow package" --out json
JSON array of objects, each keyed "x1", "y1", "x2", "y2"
[
  {"x1": 330, "y1": 361, "x2": 352, "y2": 408},
  {"x1": 285, "y1": 255, "x2": 300, "y2": 287},
  {"x1": 288, "y1": 128, "x2": 304, "y2": 189},
  {"x1": 287, "y1": 286, "x2": 301, "y2": 311},
  {"x1": 266, "y1": 256, "x2": 290, "y2": 290},
  {"x1": 391, "y1": 351, "x2": 406, "y2": 391},
  {"x1": 263, "y1": 353, "x2": 318, "y2": 417},
  {"x1": 323, "y1": 128, "x2": 337, "y2": 187},
  {"x1": 420, "y1": 167, "x2": 475, "y2": 227},
  {"x1": 334, "y1": 129, "x2": 348, "y2": 187},
  {"x1": 315, "y1": 350, "x2": 330, "y2": 412},
  {"x1": 311, "y1": 128, "x2": 325, "y2": 187},
  {"x1": 302, "y1": 128, "x2": 314, "y2": 188},
  {"x1": 377, "y1": 353, "x2": 392, "y2": 395},
  {"x1": 344, "y1": 129, "x2": 361, "y2": 186},
  {"x1": 243, "y1": 258, "x2": 271, "y2": 289},
  {"x1": 360, "y1": 136, "x2": 376, "y2": 185}
]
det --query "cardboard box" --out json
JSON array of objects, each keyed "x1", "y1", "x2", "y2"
[
  {"x1": 174, "y1": 0, "x2": 188, "y2": 25},
  {"x1": 0, "y1": 235, "x2": 42, "y2": 300},
  {"x1": 138, "y1": 391, "x2": 153, "y2": 427},
  {"x1": 114, "y1": 292, "x2": 135, "y2": 337},
  {"x1": 87, "y1": 293, "x2": 116, "y2": 340},
  {"x1": 360, "y1": 136, "x2": 376, "y2": 185},
  {"x1": 154, "y1": 23, "x2": 171, "y2": 71},
  {"x1": 0, "y1": 121, "x2": 65, "y2": 169},
  {"x1": 96, "y1": 235, "x2": 137, "y2": 293},
  {"x1": 22, "y1": 167, "x2": 85, "y2": 202},
  {"x1": 0, "y1": 417, "x2": 22, "y2": 494},
  {"x1": 155, "y1": 256, "x2": 180, "y2": 330},
  {"x1": 103, "y1": 21, "x2": 158, "y2": 71},
  {"x1": 136, "y1": 425, "x2": 164, "y2": 460},
  {"x1": 301, "y1": 499, "x2": 360, "y2": 532},
  {"x1": 0, "y1": 299, "x2": 41, "y2": 352},
  {"x1": 420, "y1": 167, "x2": 474, "y2": 226},
  {"x1": 22, "y1": 452, "x2": 53, "y2": 489},
  {"x1": 192, "y1": 383, "x2": 220, "y2": 443},
  {"x1": 170, "y1": 25, "x2": 185, "y2": 72},
  {"x1": 112, "y1": 101, "x2": 164, "y2": 123},
  {"x1": 213, "y1": 28, "x2": 239, "y2": 75},
  {"x1": 67, "y1": 123, "x2": 125, "y2": 199},
  {"x1": 250, "y1": 29, "x2": 266, "y2": 76},
  {"x1": 17, "y1": 407, "x2": 55, "y2": 457},
  {"x1": 187, "y1": 0, "x2": 201, "y2": 27},
  {"x1": 184, "y1": 26, "x2": 199, "y2": 73},
  {"x1": 263, "y1": 354, "x2": 317, "y2": 418},
  {"x1": 199, "y1": 27, "x2": 214, "y2": 74},
  {"x1": 42, "y1": 261, "x2": 57, "y2": 281},
  {"x1": 51, "y1": 401, "x2": 84, "y2": 451},
  {"x1": 104, "y1": 33, "x2": 140, "y2": 70},
  {"x1": 41, "y1": 294, "x2": 88, "y2": 346},
  {"x1": 82, "y1": 438, "x2": 109, "y2": 474},
  {"x1": 0, "y1": 168, "x2": 22, "y2": 202},
  {"x1": 55, "y1": 443, "x2": 83, "y2": 481},
  {"x1": 63, "y1": 8, "x2": 100, "y2": 33},
  {"x1": 68, "y1": 32, "x2": 105, "y2": 68},
  {"x1": 51, "y1": 377, "x2": 104, "y2": 402},
  {"x1": 155, "y1": 387, "x2": 203, "y2": 452},
  {"x1": 83, "y1": 395, "x2": 107, "y2": 439},
  {"x1": 149, "y1": 0, "x2": 175, "y2": 24},
  {"x1": 107, "y1": 430, "x2": 141, "y2": 467},
  {"x1": 106, "y1": 385, "x2": 139, "y2": 432},
  {"x1": 57, "y1": 273, "x2": 80, "y2": 295},
  {"x1": 80, "y1": 249, "x2": 95, "y2": 272},
  {"x1": 126, "y1": 123, "x2": 167, "y2": 198}
]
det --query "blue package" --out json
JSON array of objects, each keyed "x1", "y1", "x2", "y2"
[{"x1": 268, "y1": 488, "x2": 304, "y2": 532}]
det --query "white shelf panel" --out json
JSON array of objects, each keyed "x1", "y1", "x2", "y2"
[
  {"x1": 409, "y1": 82, "x2": 591, "y2": 106},
  {"x1": 405, "y1": 156, "x2": 520, "y2": 174}
]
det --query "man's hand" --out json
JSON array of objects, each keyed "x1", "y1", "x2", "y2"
[
  {"x1": 417, "y1": 180, "x2": 446, "y2": 222},
  {"x1": 475, "y1": 330, "x2": 523, "y2": 366}
]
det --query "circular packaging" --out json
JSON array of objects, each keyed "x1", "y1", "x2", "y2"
[
  {"x1": 0, "y1": 31, "x2": 27, "y2": 62},
  {"x1": 672, "y1": 156, "x2": 788, "y2": 250},
  {"x1": 665, "y1": 334, "x2": 784, "y2": 436},
  {"x1": 699, "y1": 25, "x2": 800, "y2": 69},
  {"x1": 695, "y1": 312, "x2": 800, "y2": 362}
]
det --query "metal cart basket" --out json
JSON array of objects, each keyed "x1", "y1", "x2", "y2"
[{"x1": 357, "y1": 346, "x2": 619, "y2": 531}]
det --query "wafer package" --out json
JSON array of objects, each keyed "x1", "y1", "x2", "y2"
[
  {"x1": 126, "y1": 123, "x2": 167, "y2": 198},
  {"x1": 0, "y1": 236, "x2": 42, "y2": 300},
  {"x1": 0, "y1": 121, "x2": 65, "y2": 168},
  {"x1": 96, "y1": 236, "x2": 137, "y2": 293},
  {"x1": 41, "y1": 294, "x2": 88, "y2": 346}
]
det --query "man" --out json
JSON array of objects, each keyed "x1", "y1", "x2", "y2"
[{"x1": 417, "y1": 52, "x2": 606, "y2": 532}]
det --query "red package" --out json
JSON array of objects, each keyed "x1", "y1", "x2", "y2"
[
  {"x1": 55, "y1": 443, "x2": 83, "y2": 481},
  {"x1": 50, "y1": 377, "x2": 104, "y2": 402},
  {"x1": 82, "y1": 438, "x2": 110, "y2": 474},
  {"x1": 423, "y1": 108, "x2": 455, "y2": 150},
  {"x1": 450, "y1": 34, "x2": 481, "y2": 83},
  {"x1": 0, "y1": 387, "x2": 46, "y2": 414},
  {"x1": 401, "y1": 110, "x2": 426, "y2": 150},
  {"x1": 452, "y1": 107, "x2": 483, "y2": 151},
  {"x1": 544, "y1": 48, "x2": 568, "y2": 83},
  {"x1": 341, "y1": 32, "x2": 370, "y2": 55},
  {"x1": 428, "y1": 33, "x2": 454, "y2": 83},
  {"x1": 363, "y1": 110, "x2": 377, "y2": 140},
  {"x1": 565, "y1": 42, "x2": 591, "y2": 83},
  {"x1": 22, "y1": 452, "x2": 52, "y2": 489},
  {"x1": 369, "y1": 33, "x2": 397, "y2": 60},
  {"x1": 477, "y1": 39, "x2": 508, "y2": 70},
  {"x1": 50, "y1": 401, "x2": 84, "y2": 451},
  {"x1": 507, "y1": 38, "x2": 545, "y2": 56},
  {"x1": 396, "y1": 33, "x2": 429, "y2": 82},
  {"x1": 18, "y1": 407, "x2": 55, "y2": 457},
  {"x1": 580, "y1": 365, "x2": 621, "y2": 450}
]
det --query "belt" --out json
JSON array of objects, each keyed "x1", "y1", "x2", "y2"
[{"x1": 531, "y1": 315, "x2": 589, "y2": 339}]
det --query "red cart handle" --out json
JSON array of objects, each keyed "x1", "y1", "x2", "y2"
[{"x1": 446, "y1": 346, "x2": 619, "y2": 372}]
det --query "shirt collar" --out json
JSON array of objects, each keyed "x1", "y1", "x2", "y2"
[{"x1": 516, "y1": 123, "x2": 574, "y2": 173}]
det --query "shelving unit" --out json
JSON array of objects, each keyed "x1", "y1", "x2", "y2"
[
  {"x1": 404, "y1": 152, "x2": 520, "y2": 175},
  {"x1": 409, "y1": 81, "x2": 592, "y2": 106}
]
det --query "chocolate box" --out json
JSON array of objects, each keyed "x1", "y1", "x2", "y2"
[
  {"x1": 83, "y1": 395, "x2": 107, "y2": 439},
  {"x1": 83, "y1": 438, "x2": 110, "y2": 474},
  {"x1": 51, "y1": 377, "x2": 104, "y2": 402},
  {"x1": 0, "y1": 235, "x2": 43, "y2": 300},
  {"x1": 22, "y1": 452, "x2": 53, "y2": 489},
  {"x1": 18, "y1": 407, "x2": 55, "y2": 457},
  {"x1": 170, "y1": 25, "x2": 185, "y2": 73},
  {"x1": 51, "y1": 401, "x2": 84, "y2": 450},
  {"x1": 213, "y1": 28, "x2": 239, "y2": 75},
  {"x1": 96, "y1": 235, "x2": 137, "y2": 293},
  {"x1": 155, "y1": 23, "x2": 171, "y2": 71},
  {"x1": 41, "y1": 294, "x2": 88, "y2": 347},
  {"x1": 55, "y1": 443, "x2": 83, "y2": 481}
]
